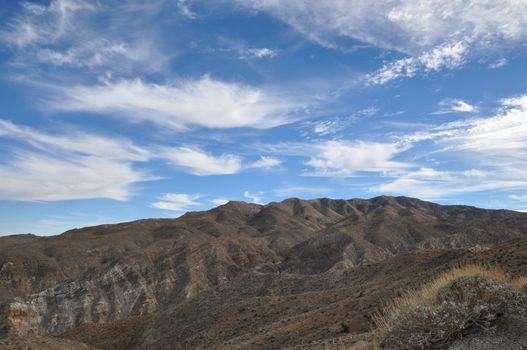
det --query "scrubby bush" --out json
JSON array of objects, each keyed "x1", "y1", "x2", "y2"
[
  {"x1": 375, "y1": 266, "x2": 527, "y2": 350},
  {"x1": 512, "y1": 276, "x2": 527, "y2": 294}
]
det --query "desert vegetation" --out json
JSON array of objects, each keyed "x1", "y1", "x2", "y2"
[{"x1": 374, "y1": 265, "x2": 527, "y2": 349}]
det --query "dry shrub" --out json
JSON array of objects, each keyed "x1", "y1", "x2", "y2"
[
  {"x1": 512, "y1": 276, "x2": 527, "y2": 294},
  {"x1": 374, "y1": 265, "x2": 527, "y2": 350}
]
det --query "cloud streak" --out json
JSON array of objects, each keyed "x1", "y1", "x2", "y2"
[
  {"x1": 373, "y1": 94, "x2": 527, "y2": 198},
  {"x1": 49, "y1": 77, "x2": 305, "y2": 131},
  {"x1": 160, "y1": 146, "x2": 243, "y2": 176},
  {"x1": 435, "y1": 98, "x2": 478, "y2": 114},
  {"x1": 151, "y1": 193, "x2": 202, "y2": 212},
  {"x1": 1, "y1": 0, "x2": 166, "y2": 73},
  {"x1": 304, "y1": 140, "x2": 411, "y2": 177},
  {"x1": 239, "y1": 1, "x2": 527, "y2": 84},
  {"x1": 238, "y1": 0, "x2": 527, "y2": 54},
  {"x1": 0, "y1": 120, "x2": 152, "y2": 201},
  {"x1": 0, "y1": 121, "x2": 284, "y2": 201},
  {"x1": 366, "y1": 42, "x2": 467, "y2": 85}
]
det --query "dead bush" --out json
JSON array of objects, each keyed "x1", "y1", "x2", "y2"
[{"x1": 375, "y1": 266, "x2": 527, "y2": 350}]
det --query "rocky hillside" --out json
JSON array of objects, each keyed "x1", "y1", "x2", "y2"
[
  {"x1": 61, "y1": 238, "x2": 527, "y2": 350},
  {"x1": 1, "y1": 196, "x2": 526, "y2": 343}
]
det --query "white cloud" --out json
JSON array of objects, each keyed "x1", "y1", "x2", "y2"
[
  {"x1": 0, "y1": 153, "x2": 148, "y2": 201},
  {"x1": 238, "y1": 1, "x2": 527, "y2": 54},
  {"x1": 159, "y1": 147, "x2": 283, "y2": 175},
  {"x1": 0, "y1": 120, "x2": 152, "y2": 201},
  {"x1": 241, "y1": 47, "x2": 278, "y2": 59},
  {"x1": 248, "y1": 156, "x2": 282, "y2": 169},
  {"x1": 313, "y1": 120, "x2": 338, "y2": 136},
  {"x1": 151, "y1": 193, "x2": 202, "y2": 212},
  {"x1": 435, "y1": 98, "x2": 478, "y2": 114},
  {"x1": 0, "y1": 121, "x2": 285, "y2": 201},
  {"x1": 510, "y1": 194, "x2": 527, "y2": 201},
  {"x1": 266, "y1": 92, "x2": 527, "y2": 199},
  {"x1": 436, "y1": 95, "x2": 527, "y2": 157},
  {"x1": 159, "y1": 146, "x2": 243, "y2": 176},
  {"x1": 33, "y1": 41, "x2": 144, "y2": 69},
  {"x1": 305, "y1": 140, "x2": 410, "y2": 177},
  {"x1": 374, "y1": 167, "x2": 527, "y2": 200},
  {"x1": 0, "y1": 119, "x2": 288, "y2": 200},
  {"x1": 0, "y1": 120, "x2": 149, "y2": 161},
  {"x1": 244, "y1": 190, "x2": 263, "y2": 204},
  {"x1": 239, "y1": 1, "x2": 526, "y2": 84},
  {"x1": 366, "y1": 42, "x2": 467, "y2": 85},
  {"x1": 211, "y1": 198, "x2": 230, "y2": 206},
  {"x1": 2, "y1": 0, "x2": 95, "y2": 48},
  {"x1": 303, "y1": 108, "x2": 378, "y2": 137},
  {"x1": 375, "y1": 93, "x2": 527, "y2": 198},
  {"x1": 488, "y1": 58, "x2": 508, "y2": 69},
  {"x1": 400, "y1": 94, "x2": 527, "y2": 157},
  {"x1": 177, "y1": 0, "x2": 197, "y2": 19},
  {"x1": 49, "y1": 77, "x2": 303, "y2": 131},
  {"x1": 1, "y1": 0, "x2": 167, "y2": 73}
]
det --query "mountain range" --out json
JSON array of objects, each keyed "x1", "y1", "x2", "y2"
[{"x1": 1, "y1": 196, "x2": 527, "y2": 349}]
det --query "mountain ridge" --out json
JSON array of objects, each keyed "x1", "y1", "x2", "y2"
[
  {"x1": 4, "y1": 195, "x2": 516, "y2": 240},
  {"x1": 1, "y1": 195, "x2": 527, "y2": 346}
]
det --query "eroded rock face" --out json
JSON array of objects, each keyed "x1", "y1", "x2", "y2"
[
  {"x1": 1, "y1": 196, "x2": 527, "y2": 338},
  {"x1": 1, "y1": 263, "x2": 158, "y2": 337},
  {"x1": 1, "y1": 299, "x2": 41, "y2": 338}
]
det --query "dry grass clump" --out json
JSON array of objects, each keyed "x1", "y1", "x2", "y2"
[
  {"x1": 512, "y1": 276, "x2": 527, "y2": 294},
  {"x1": 374, "y1": 265, "x2": 527, "y2": 350}
]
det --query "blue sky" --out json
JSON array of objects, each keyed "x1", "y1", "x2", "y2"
[{"x1": 1, "y1": 0, "x2": 527, "y2": 235}]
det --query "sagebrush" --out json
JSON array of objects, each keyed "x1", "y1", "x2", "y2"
[{"x1": 374, "y1": 265, "x2": 527, "y2": 350}]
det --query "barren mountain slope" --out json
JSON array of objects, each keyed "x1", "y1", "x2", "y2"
[
  {"x1": 60, "y1": 238, "x2": 527, "y2": 350},
  {"x1": 1, "y1": 196, "x2": 526, "y2": 339}
]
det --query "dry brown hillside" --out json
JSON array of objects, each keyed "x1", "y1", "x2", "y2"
[{"x1": 1, "y1": 196, "x2": 527, "y2": 349}]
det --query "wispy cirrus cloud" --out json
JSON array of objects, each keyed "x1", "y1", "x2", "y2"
[
  {"x1": 48, "y1": 77, "x2": 305, "y2": 131},
  {"x1": 304, "y1": 140, "x2": 411, "y2": 177},
  {"x1": 238, "y1": 0, "x2": 527, "y2": 54},
  {"x1": 151, "y1": 193, "x2": 202, "y2": 212},
  {"x1": 401, "y1": 95, "x2": 527, "y2": 158},
  {"x1": 0, "y1": 120, "x2": 153, "y2": 201},
  {"x1": 373, "y1": 94, "x2": 527, "y2": 198},
  {"x1": 434, "y1": 98, "x2": 478, "y2": 114},
  {"x1": 277, "y1": 92, "x2": 527, "y2": 200},
  {"x1": 159, "y1": 147, "x2": 282, "y2": 176},
  {"x1": 0, "y1": 153, "x2": 150, "y2": 201},
  {"x1": 176, "y1": 0, "x2": 197, "y2": 19},
  {"x1": 240, "y1": 47, "x2": 277, "y2": 59},
  {"x1": 1, "y1": 0, "x2": 96, "y2": 48},
  {"x1": 1, "y1": 0, "x2": 167, "y2": 73},
  {"x1": 248, "y1": 156, "x2": 282, "y2": 169},
  {"x1": 159, "y1": 146, "x2": 243, "y2": 176},
  {"x1": 238, "y1": 1, "x2": 527, "y2": 84},
  {"x1": 366, "y1": 42, "x2": 467, "y2": 85},
  {"x1": 510, "y1": 194, "x2": 527, "y2": 202},
  {"x1": 372, "y1": 167, "x2": 527, "y2": 200},
  {"x1": 0, "y1": 120, "x2": 149, "y2": 161},
  {"x1": 0, "y1": 120, "x2": 284, "y2": 201},
  {"x1": 488, "y1": 58, "x2": 508, "y2": 69}
]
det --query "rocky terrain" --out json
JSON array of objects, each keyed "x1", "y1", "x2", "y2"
[{"x1": 1, "y1": 196, "x2": 527, "y2": 349}]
